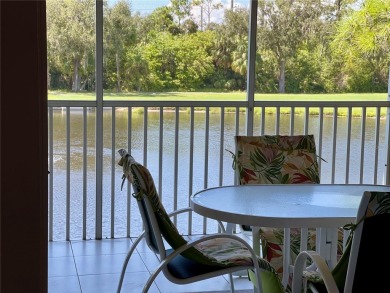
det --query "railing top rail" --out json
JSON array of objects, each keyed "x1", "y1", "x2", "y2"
[
  {"x1": 104, "y1": 100, "x2": 248, "y2": 107},
  {"x1": 48, "y1": 100, "x2": 390, "y2": 108},
  {"x1": 48, "y1": 101, "x2": 98, "y2": 107},
  {"x1": 254, "y1": 100, "x2": 390, "y2": 107}
]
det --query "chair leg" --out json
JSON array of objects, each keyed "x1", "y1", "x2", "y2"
[
  {"x1": 117, "y1": 233, "x2": 145, "y2": 293},
  {"x1": 228, "y1": 273, "x2": 235, "y2": 292}
]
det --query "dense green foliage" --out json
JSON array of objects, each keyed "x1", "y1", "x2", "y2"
[{"x1": 46, "y1": 0, "x2": 390, "y2": 93}]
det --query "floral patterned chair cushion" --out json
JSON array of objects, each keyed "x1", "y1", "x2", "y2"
[
  {"x1": 230, "y1": 135, "x2": 322, "y2": 282},
  {"x1": 234, "y1": 135, "x2": 320, "y2": 185}
]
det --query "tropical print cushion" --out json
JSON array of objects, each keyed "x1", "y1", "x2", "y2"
[
  {"x1": 118, "y1": 149, "x2": 285, "y2": 292},
  {"x1": 261, "y1": 226, "x2": 344, "y2": 283},
  {"x1": 366, "y1": 191, "x2": 390, "y2": 217},
  {"x1": 260, "y1": 227, "x2": 316, "y2": 275},
  {"x1": 228, "y1": 135, "x2": 321, "y2": 281},
  {"x1": 196, "y1": 238, "x2": 284, "y2": 292},
  {"x1": 234, "y1": 135, "x2": 320, "y2": 185}
]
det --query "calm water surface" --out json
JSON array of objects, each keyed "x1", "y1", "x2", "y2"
[{"x1": 50, "y1": 109, "x2": 388, "y2": 240}]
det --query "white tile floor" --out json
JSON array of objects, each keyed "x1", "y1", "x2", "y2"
[{"x1": 48, "y1": 237, "x2": 255, "y2": 293}]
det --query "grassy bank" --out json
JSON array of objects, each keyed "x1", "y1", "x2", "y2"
[{"x1": 48, "y1": 91, "x2": 389, "y2": 117}]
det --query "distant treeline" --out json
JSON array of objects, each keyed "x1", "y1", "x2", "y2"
[{"x1": 46, "y1": 0, "x2": 390, "y2": 94}]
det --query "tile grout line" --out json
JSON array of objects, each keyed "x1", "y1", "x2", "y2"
[{"x1": 69, "y1": 240, "x2": 83, "y2": 293}]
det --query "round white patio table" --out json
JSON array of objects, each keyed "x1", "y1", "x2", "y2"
[{"x1": 190, "y1": 184, "x2": 390, "y2": 286}]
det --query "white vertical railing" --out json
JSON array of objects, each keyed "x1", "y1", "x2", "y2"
[
  {"x1": 345, "y1": 107, "x2": 352, "y2": 184},
  {"x1": 47, "y1": 100, "x2": 390, "y2": 241},
  {"x1": 219, "y1": 107, "x2": 225, "y2": 187},
  {"x1": 374, "y1": 107, "x2": 381, "y2": 184},
  {"x1": 126, "y1": 106, "x2": 132, "y2": 238},
  {"x1": 158, "y1": 108, "x2": 164, "y2": 198},
  {"x1": 173, "y1": 108, "x2": 179, "y2": 226},
  {"x1": 331, "y1": 107, "x2": 337, "y2": 184},
  {"x1": 359, "y1": 107, "x2": 367, "y2": 184},
  {"x1": 317, "y1": 107, "x2": 324, "y2": 174},
  {"x1": 203, "y1": 108, "x2": 210, "y2": 234},
  {"x1": 110, "y1": 108, "x2": 116, "y2": 238},
  {"x1": 66, "y1": 107, "x2": 71, "y2": 240},
  {"x1": 82, "y1": 107, "x2": 88, "y2": 240},
  {"x1": 188, "y1": 107, "x2": 195, "y2": 234},
  {"x1": 143, "y1": 107, "x2": 148, "y2": 166}
]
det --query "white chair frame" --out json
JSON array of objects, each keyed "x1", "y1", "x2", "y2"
[
  {"x1": 116, "y1": 193, "x2": 264, "y2": 293},
  {"x1": 291, "y1": 191, "x2": 383, "y2": 293}
]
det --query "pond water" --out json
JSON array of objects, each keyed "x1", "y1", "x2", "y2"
[{"x1": 50, "y1": 109, "x2": 389, "y2": 240}]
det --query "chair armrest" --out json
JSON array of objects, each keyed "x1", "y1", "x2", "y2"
[
  {"x1": 166, "y1": 233, "x2": 258, "y2": 261},
  {"x1": 168, "y1": 207, "x2": 192, "y2": 217},
  {"x1": 292, "y1": 250, "x2": 339, "y2": 293},
  {"x1": 168, "y1": 208, "x2": 226, "y2": 233}
]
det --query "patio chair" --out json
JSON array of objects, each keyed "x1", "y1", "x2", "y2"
[
  {"x1": 227, "y1": 135, "x2": 343, "y2": 287},
  {"x1": 292, "y1": 190, "x2": 390, "y2": 293},
  {"x1": 116, "y1": 149, "x2": 285, "y2": 293}
]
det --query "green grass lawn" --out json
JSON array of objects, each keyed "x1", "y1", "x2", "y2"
[
  {"x1": 48, "y1": 91, "x2": 388, "y2": 101},
  {"x1": 48, "y1": 91, "x2": 389, "y2": 117}
]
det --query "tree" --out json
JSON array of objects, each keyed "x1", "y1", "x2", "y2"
[
  {"x1": 257, "y1": 0, "x2": 334, "y2": 93},
  {"x1": 210, "y1": 8, "x2": 249, "y2": 89},
  {"x1": 141, "y1": 31, "x2": 215, "y2": 90},
  {"x1": 182, "y1": 18, "x2": 199, "y2": 34},
  {"x1": 331, "y1": 0, "x2": 390, "y2": 92},
  {"x1": 138, "y1": 6, "x2": 181, "y2": 37},
  {"x1": 192, "y1": 0, "x2": 223, "y2": 30},
  {"x1": 46, "y1": 0, "x2": 95, "y2": 91},
  {"x1": 104, "y1": 0, "x2": 136, "y2": 92},
  {"x1": 170, "y1": 0, "x2": 192, "y2": 28},
  {"x1": 231, "y1": 36, "x2": 248, "y2": 76},
  {"x1": 122, "y1": 45, "x2": 150, "y2": 91},
  {"x1": 211, "y1": 8, "x2": 249, "y2": 71}
]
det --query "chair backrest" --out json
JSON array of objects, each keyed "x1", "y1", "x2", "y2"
[
  {"x1": 233, "y1": 134, "x2": 320, "y2": 185},
  {"x1": 343, "y1": 190, "x2": 390, "y2": 292},
  {"x1": 117, "y1": 149, "x2": 222, "y2": 266},
  {"x1": 229, "y1": 135, "x2": 321, "y2": 283}
]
